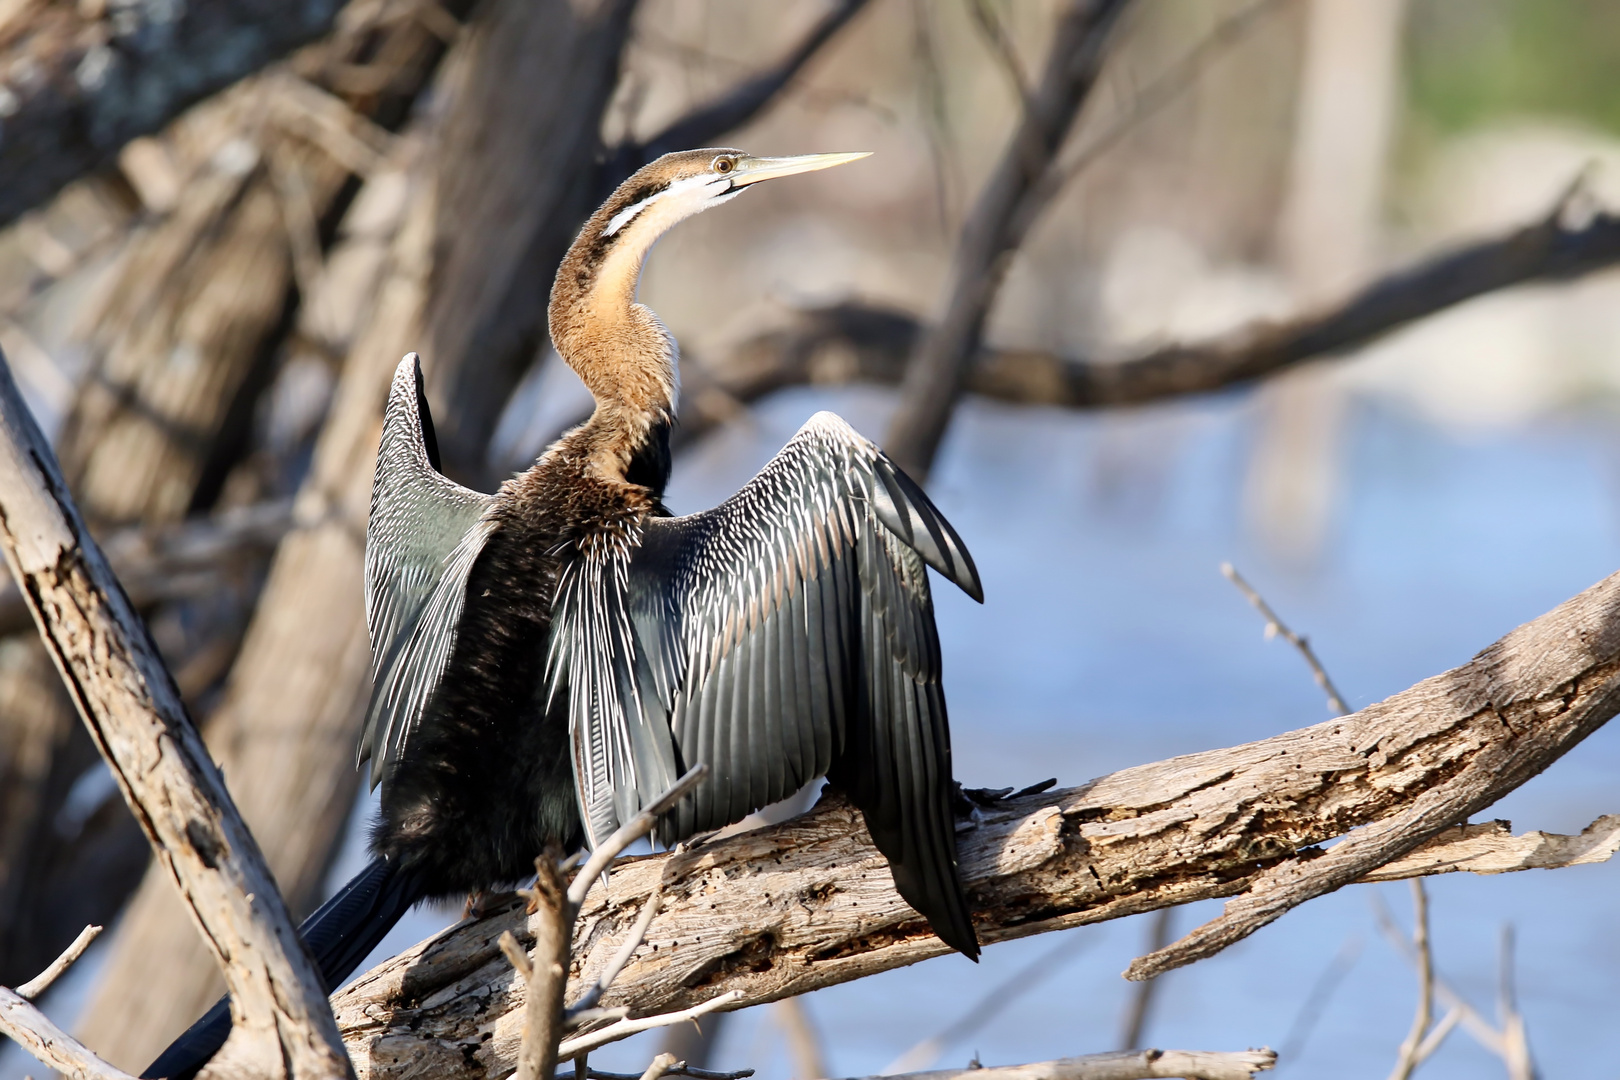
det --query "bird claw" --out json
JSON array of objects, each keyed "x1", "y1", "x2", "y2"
[{"x1": 952, "y1": 778, "x2": 1059, "y2": 815}]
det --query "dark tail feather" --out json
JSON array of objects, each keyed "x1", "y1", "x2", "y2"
[{"x1": 142, "y1": 855, "x2": 425, "y2": 1080}]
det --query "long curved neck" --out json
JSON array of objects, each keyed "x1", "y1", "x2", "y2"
[{"x1": 547, "y1": 202, "x2": 679, "y2": 493}]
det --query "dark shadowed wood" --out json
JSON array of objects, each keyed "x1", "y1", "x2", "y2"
[
  {"x1": 325, "y1": 567, "x2": 1620, "y2": 1079},
  {"x1": 0, "y1": 348, "x2": 348, "y2": 1080},
  {"x1": 0, "y1": 0, "x2": 342, "y2": 227}
]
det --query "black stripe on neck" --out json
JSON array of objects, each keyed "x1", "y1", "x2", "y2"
[{"x1": 625, "y1": 415, "x2": 672, "y2": 495}]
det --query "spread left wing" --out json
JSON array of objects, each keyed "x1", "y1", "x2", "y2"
[
  {"x1": 359, "y1": 354, "x2": 495, "y2": 790},
  {"x1": 552, "y1": 411, "x2": 982, "y2": 955}
]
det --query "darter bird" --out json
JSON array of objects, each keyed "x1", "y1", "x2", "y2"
[{"x1": 146, "y1": 148, "x2": 983, "y2": 1079}]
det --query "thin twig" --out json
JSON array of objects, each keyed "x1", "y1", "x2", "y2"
[
  {"x1": 569, "y1": 765, "x2": 708, "y2": 908},
  {"x1": 557, "y1": 991, "x2": 745, "y2": 1059},
  {"x1": 1386, "y1": 881, "x2": 1432, "y2": 1080},
  {"x1": 1118, "y1": 908, "x2": 1174, "y2": 1050},
  {"x1": 639, "y1": 1054, "x2": 680, "y2": 1080},
  {"x1": 1496, "y1": 926, "x2": 1536, "y2": 1080},
  {"x1": 1221, "y1": 563, "x2": 1349, "y2": 715},
  {"x1": 966, "y1": 0, "x2": 1033, "y2": 110},
  {"x1": 567, "y1": 887, "x2": 664, "y2": 1017},
  {"x1": 883, "y1": 930, "x2": 1093, "y2": 1074},
  {"x1": 1370, "y1": 894, "x2": 1504, "y2": 1058},
  {"x1": 16, "y1": 924, "x2": 101, "y2": 1000}
]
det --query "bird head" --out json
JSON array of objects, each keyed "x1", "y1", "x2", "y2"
[{"x1": 592, "y1": 148, "x2": 872, "y2": 247}]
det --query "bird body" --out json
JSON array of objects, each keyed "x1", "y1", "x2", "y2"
[{"x1": 148, "y1": 149, "x2": 982, "y2": 1080}]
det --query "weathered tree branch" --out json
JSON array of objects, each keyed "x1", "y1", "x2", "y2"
[
  {"x1": 0, "y1": 348, "x2": 347, "y2": 1078},
  {"x1": 0, "y1": 922, "x2": 126, "y2": 1079},
  {"x1": 0, "y1": 985, "x2": 134, "y2": 1080},
  {"x1": 16, "y1": 922, "x2": 100, "y2": 1000},
  {"x1": 0, "y1": 0, "x2": 343, "y2": 227},
  {"x1": 870, "y1": 1049, "x2": 1277, "y2": 1080},
  {"x1": 325, "y1": 567, "x2": 1620, "y2": 1080},
  {"x1": 665, "y1": 192, "x2": 1620, "y2": 452},
  {"x1": 885, "y1": 0, "x2": 1131, "y2": 479}
]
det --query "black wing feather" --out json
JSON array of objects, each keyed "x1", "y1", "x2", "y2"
[{"x1": 598, "y1": 411, "x2": 984, "y2": 957}]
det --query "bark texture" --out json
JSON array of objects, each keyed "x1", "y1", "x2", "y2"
[
  {"x1": 324, "y1": 567, "x2": 1620, "y2": 1080},
  {"x1": 0, "y1": 349, "x2": 347, "y2": 1079},
  {"x1": 0, "y1": 0, "x2": 456, "y2": 1000},
  {"x1": 0, "y1": 0, "x2": 342, "y2": 227}
]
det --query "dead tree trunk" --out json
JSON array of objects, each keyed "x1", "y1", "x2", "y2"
[
  {"x1": 0, "y1": 347, "x2": 349, "y2": 1080},
  {"x1": 73, "y1": 0, "x2": 636, "y2": 1066},
  {"x1": 0, "y1": 0, "x2": 458, "y2": 1019}
]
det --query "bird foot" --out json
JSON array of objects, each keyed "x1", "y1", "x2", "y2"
[
  {"x1": 463, "y1": 890, "x2": 490, "y2": 919},
  {"x1": 952, "y1": 777, "x2": 1058, "y2": 815}
]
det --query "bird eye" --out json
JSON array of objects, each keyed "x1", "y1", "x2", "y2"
[{"x1": 713, "y1": 156, "x2": 736, "y2": 175}]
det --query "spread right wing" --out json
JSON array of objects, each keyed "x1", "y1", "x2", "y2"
[{"x1": 359, "y1": 354, "x2": 495, "y2": 789}]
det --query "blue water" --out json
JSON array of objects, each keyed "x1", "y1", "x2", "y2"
[{"x1": 7, "y1": 384, "x2": 1616, "y2": 1080}]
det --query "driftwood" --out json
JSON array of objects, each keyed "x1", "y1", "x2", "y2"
[
  {"x1": 0, "y1": 350, "x2": 347, "y2": 1078},
  {"x1": 0, "y1": 0, "x2": 343, "y2": 227},
  {"x1": 321, "y1": 565, "x2": 1620, "y2": 1080}
]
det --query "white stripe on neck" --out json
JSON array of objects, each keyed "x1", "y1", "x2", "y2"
[{"x1": 602, "y1": 174, "x2": 719, "y2": 238}]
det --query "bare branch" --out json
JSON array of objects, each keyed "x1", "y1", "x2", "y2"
[
  {"x1": 1361, "y1": 814, "x2": 1620, "y2": 881},
  {"x1": 1497, "y1": 927, "x2": 1535, "y2": 1080},
  {"x1": 567, "y1": 1068, "x2": 754, "y2": 1080},
  {"x1": 638, "y1": 1053, "x2": 679, "y2": 1080},
  {"x1": 862, "y1": 1048, "x2": 1277, "y2": 1080},
  {"x1": 0, "y1": 0, "x2": 343, "y2": 226},
  {"x1": 0, "y1": 987, "x2": 135, "y2": 1080},
  {"x1": 1117, "y1": 908, "x2": 1174, "y2": 1051},
  {"x1": 557, "y1": 992, "x2": 744, "y2": 1060},
  {"x1": 611, "y1": 0, "x2": 872, "y2": 177},
  {"x1": 0, "y1": 347, "x2": 347, "y2": 1078},
  {"x1": 885, "y1": 0, "x2": 1131, "y2": 478},
  {"x1": 1386, "y1": 882, "x2": 1432, "y2": 1080},
  {"x1": 569, "y1": 889, "x2": 664, "y2": 1017},
  {"x1": 1371, "y1": 894, "x2": 1504, "y2": 1058},
  {"x1": 569, "y1": 765, "x2": 708, "y2": 908},
  {"x1": 15, "y1": 924, "x2": 100, "y2": 1001},
  {"x1": 1221, "y1": 564, "x2": 1350, "y2": 715},
  {"x1": 679, "y1": 190, "x2": 1620, "y2": 453},
  {"x1": 330, "y1": 568, "x2": 1620, "y2": 1080},
  {"x1": 509, "y1": 857, "x2": 571, "y2": 1080}
]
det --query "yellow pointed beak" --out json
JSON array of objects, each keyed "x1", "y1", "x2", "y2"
[{"x1": 728, "y1": 152, "x2": 871, "y2": 188}]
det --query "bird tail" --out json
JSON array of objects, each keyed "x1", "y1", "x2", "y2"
[{"x1": 142, "y1": 855, "x2": 425, "y2": 1080}]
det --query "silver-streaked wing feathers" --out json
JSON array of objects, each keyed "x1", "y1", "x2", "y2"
[
  {"x1": 620, "y1": 410, "x2": 982, "y2": 955},
  {"x1": 360, "y1": 354, "x2": 495, "y2": 789}
]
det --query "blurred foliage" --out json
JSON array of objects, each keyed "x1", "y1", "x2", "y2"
[{"x1": 1405, "y1": 0, "x2": 1620, "y2": 136}]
